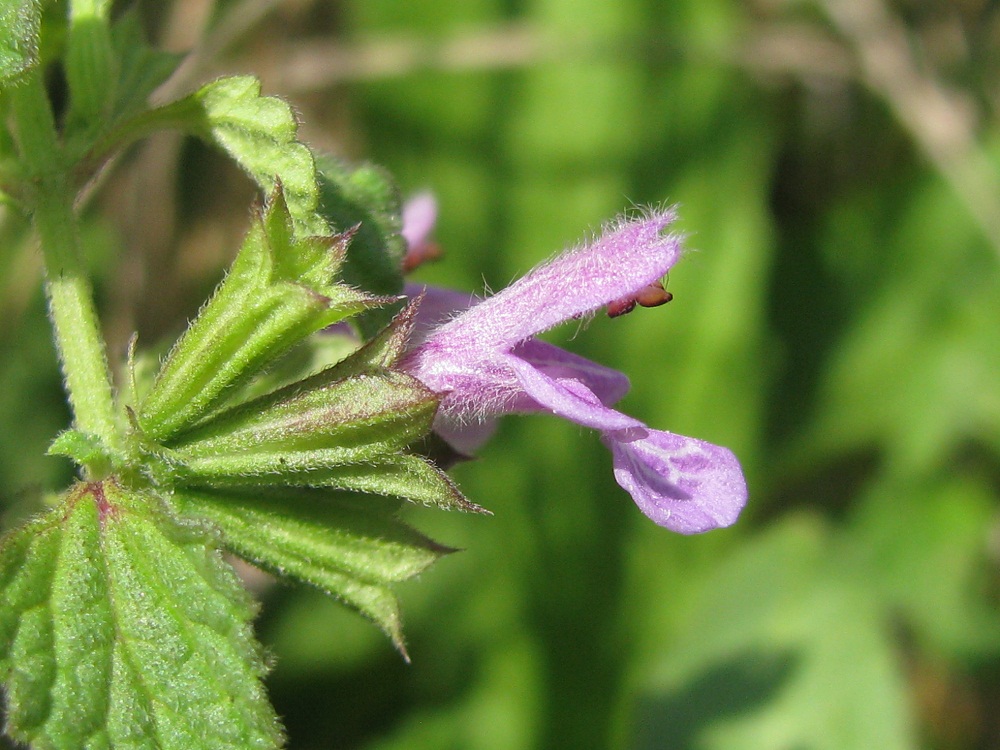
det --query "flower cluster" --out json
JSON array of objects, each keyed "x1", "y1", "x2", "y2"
[{"x1": 398, "y1": 197, "x2": 747, "y2": 533}]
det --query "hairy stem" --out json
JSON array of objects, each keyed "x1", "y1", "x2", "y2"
[{"x1": 9, "y1": 69, "x2": 121, "y2": 462}]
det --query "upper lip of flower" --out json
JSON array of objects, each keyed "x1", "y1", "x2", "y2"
[{"x1": 422, "y1": 208, "x2": 683, "y2": 350}]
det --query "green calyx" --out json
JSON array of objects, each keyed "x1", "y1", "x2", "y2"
[
  {"x1": 136, "y1": 188, "x2": 386, "y2": 443},
  {"x1": 123, "y1": 188, "x2": 477, "y2": 512}
]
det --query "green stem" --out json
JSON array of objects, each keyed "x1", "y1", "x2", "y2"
[{"x1": 9, "y1": 69, "x2": 121, "y2": 461}]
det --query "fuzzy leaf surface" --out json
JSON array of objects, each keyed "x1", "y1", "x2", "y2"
[
  {"x1": 47, "y1": 428, "x2": 115, "y2": 476},
  {"x1": 217, "y1": 300, "x2": 419, "y2": 411},
  {"x1": 172, "y1": 489, "x2": 453, "y2": 653},
  {"x1": 0, "y1": 0, "x2": 40, "y2": 84},
  {"x1": 192, "y1": 75, "x2": 326, "y2": 235},
  {"x1": 0, "y1": 480, "x2": 282, "y2": 750}
]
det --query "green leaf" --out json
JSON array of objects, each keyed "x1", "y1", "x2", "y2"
[
  {"x1": 317, "y1": 155, "x2": 407, "y2": 336},
  {"x1": 107, "y1": 11, "x2": 181, "y2": 125},
  {"x1": 48, "y1": 428, "x2": 115, "y2": 476},
  {"x1": 0, "y1": 0, "x2": 41, "y2": 85},
  {"x1": 0, "y1": 480, "x2": 283, "y2": 749},
  {"x1": 628, "y1": 517, "x2": 914, "y2": 750},
  {"x1": 81, "y1": 75, "x2": 324, "y2": 230},
  {"x1": 192, "y1": 75, "x2": 327, "y2": 236},
  {"x1": 318, "y1": 155, "x2": 405, "y2": 295},
  {"x1": 850, "y1": 475, "x2": 1000, "y2": 659},
  {"x1": 137, "y1": 189, "x2": 383, "y2": 442},
  {"x1": 172, "y1": 488, "x2": 454, "y2": 655},
  {"x1": 64, "y1": 12, "x2": 180, "y2": 179}
]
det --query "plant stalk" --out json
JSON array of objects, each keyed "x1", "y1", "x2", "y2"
[{"x1": 9, "y1": 69, "x2": 121, "y2": 461}]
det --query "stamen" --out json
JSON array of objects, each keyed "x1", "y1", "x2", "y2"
[{"x1": 607, "y1": 281, "x2": 672, "y2": 318}]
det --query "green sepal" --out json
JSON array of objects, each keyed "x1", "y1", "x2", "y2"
[
  {"x1": 178, "y1": 452, "x2": 482, "y2": 514},
  {"x1": 0, "y1": 0, "x2": 41, "y2": 85},
  {"x1": 171, "y1": 370, "x2": 439, "y2": 462},
  {"x1": 166, "y1": 299, "x2": 427, "y2": 451},
  {"x1": 261, "y1": 297, "x2": 419, "y2": 395},
  {"x1": 317, "y1": 155, "x2": 406, "y2": 336},
  {"x1": 172, "y1": 488, "x2": 455, "y2": 656},
  {"x1": 340, "y1": 298, "x2": 417, "y2": 371},
  {"x1": 208, "y1": 298, "x2": 418, "y2": 411},
  {"x1": 224, "y1": 327, "x2": 362, "y2": 406},
  {"x1": 137, "y1": 188, "x2": 386, "y2": 442},
  {"x1": 158, "y1": 325, "x2": 484, "y2": 514},
  {"x1": 0, "y1": 480, "x2": 283, "y2": 749}
]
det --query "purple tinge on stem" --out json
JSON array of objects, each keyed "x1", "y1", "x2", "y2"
[{"x1": 400, "y1": 208, "x2": 747, "y2": 533}]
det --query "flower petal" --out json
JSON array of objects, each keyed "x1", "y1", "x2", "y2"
[
  {"x1": 603, "y1": 429, "x2": 747, "y2": 533},
  {"x1": 506, "y1": 355, "x2": 643, "y2": 432},
  {"x1": 401, "y1": 192, "x2": 438, "y2": 249},
  {"x1": 427, "y1": 210, "x2": 683, "y2": 348},
  {"x1": 514, "y1": 339, "x2": 630, "y2": 406}
]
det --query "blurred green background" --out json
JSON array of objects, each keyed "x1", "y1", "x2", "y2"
[{"x1": 3, "y1": 0, "x2": 1000, "y2": 748}]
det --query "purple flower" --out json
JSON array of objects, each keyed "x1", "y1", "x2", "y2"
[
  {"x1": 400, "y1": 209, "x2": 747, "y2": 533},
  {"x1": 401, "y1": 192, "x2": 442, "y2": 273}
]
